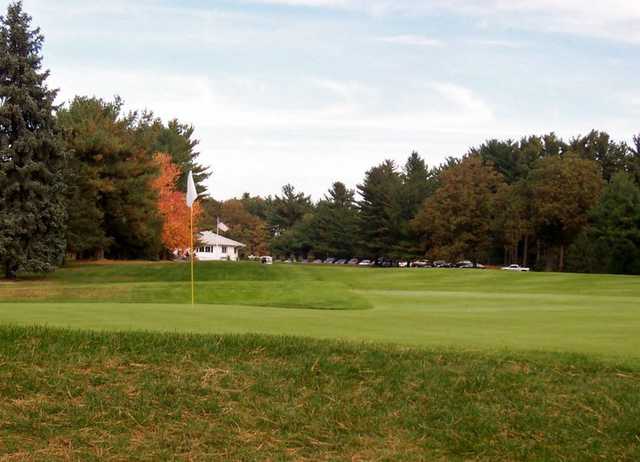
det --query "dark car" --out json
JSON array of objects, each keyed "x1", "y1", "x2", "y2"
[
  {"x1": 375, "y1": 258, "x2": 395, "y2": 267},
  {"x1": 433, "y1": 260, "x2": 452, "y2": 268}
]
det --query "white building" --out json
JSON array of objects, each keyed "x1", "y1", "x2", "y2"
[{"x1": 195, "y1": 231, "x2": 246, "y2": 261}]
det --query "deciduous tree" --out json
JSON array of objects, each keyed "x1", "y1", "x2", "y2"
[
  {"x1": 152, "y1": 153, "x2": 201, "y2": 254},
  {"x1": 530, "y1": 154, "x2": 603, "y2": 271},
  {"x1": 412, "y1": 155, "x2": 505, "y2": 263}
]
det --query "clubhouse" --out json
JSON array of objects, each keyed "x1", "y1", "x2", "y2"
[{"x1": 195, "y1": 231, "x2": 245, "y2": 261}]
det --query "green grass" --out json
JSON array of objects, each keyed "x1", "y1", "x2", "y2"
[
  {"x1": 2, "y1": 262, "x2": 640, "y2": 459},
  {"x1": 0, "y1": 326, "x2": 638, "y2": 461},
  {"x1": 1, "y1": 261, "x2": 639, "y2": 363}
]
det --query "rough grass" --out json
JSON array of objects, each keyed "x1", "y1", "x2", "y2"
[{"x1": 0, "y1": 326, "x2": 638, "y2": 461}]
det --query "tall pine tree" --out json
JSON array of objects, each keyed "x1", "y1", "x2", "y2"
[
  {"x1": 0, "y1": 2, "x2": 66, "y2": 277},
  {"x1": 357, "y1": 160, "x2": 404, "y2": 258}
]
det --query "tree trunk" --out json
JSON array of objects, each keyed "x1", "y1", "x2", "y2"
[
  {"x1": 4, "y1": 262, "x2": 17, "y2": 279},
  {"x1": 523, "y1": 235, "x2": 529, "y2": 267},
  {"x1": 513, "y1": 242, "x2": 519, "y2": 265},
  {"x1": 559, "y1": 244, "x2": 565, "y2": 272},
  {"x1": 536, "y1": 239, "x2": 541, "y2": 267}
]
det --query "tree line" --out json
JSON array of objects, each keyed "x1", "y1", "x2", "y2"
[
  {"x1": 1, "y1": 2, "x2": 639, "y2": 277},
  {"x1": 206, "y1": 135, "x2": 640, "y2": 274}
]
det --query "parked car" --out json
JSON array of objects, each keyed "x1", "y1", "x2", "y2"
[
  {"x1": 433, "y1": 260, "x2": 452, "y2": 268},
  {"x1": 260, "y1": 256, "x2": 273, "y2": 265},
  {"x1": 456, "y1": 260, "x2": 474, "y2": 268},
  {"x1": 347, "y1": 258, "x2": 359, "y2": 265},
  {"x1": 324, "y1": 257, "x2": 336, "y2": 264},
  {"x1": 411, "y1": 260, "x2": 431, "y2": 268},
  {"x1": 398, "y1": 261, "x2": 409, "y2": 268},
  {"x1": 375, "y1": 258, "x2": 395, "y2": 267},
  {"x1": 334, "y1": 259, "x2": 347, "y2": 265},
  {"x1": 312, "y1": 259, "x2": 323, "y2": 264},
  {"x1": 358, "y1": 259, "x2": 372, "y2": 266},
  {"x1": 502, "y1": 264, "x2": 530, "y2": 272}
]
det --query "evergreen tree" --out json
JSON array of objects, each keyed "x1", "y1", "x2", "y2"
[
  {"x1": 398, "y1": 152, "x2": 435, "y2": 257},
  {"x1": 568, "y1": 130, "x2": 629, "y2": 182},
  {"x1": 357, "y1": 160, "x2": 404, "y2": 258},
  {"x1": 401, "y1": 152, "x2": 433, "y2": 218},
  {"x1": 470, "y1": 139, "x2": 521, "y2": 183},
  {"x1": 58, "y1": 96, "x2": 162, "y2": 260},
  {"x1": 265, "y1": 184, "x2": 312, "y2": 236},
  {"x1": 568, "y1": 173, "x2": 640, "y2": 275},
  {"x1": 134, "y1": 114, "x2": 210, "y2": 193},
  {"x1": 240, "y1": 193, "x2": 268, "y2": 220},
  {"x1": 628, "y1": 134, "x2": 640, "y2": 185},
  {"x1": 311, "y1": 182, "x2": 359, "y2": 258},
  {"x1": 0, "y1": 2, "x2": 66, "y2": 277}
]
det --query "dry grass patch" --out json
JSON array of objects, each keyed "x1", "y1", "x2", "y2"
[{"x1": 0, "y1": 326, "x2": 638, "y2": 461}]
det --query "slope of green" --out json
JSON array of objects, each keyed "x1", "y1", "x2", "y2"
[{"x1": 1, "y1": 262, "x2": 639, "y2": 362}]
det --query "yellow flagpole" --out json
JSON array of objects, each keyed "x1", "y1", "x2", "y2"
[{"x1": 190, "y1": 206, "x2": 194, "y2": 306}]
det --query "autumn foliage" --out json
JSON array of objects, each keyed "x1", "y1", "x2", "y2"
[{"x1": 152, "y1": 153, "x2": 201, "y2": 251}]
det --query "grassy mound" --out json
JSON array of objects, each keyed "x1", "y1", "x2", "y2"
[
  {"x1": 1, "y1": 262, "x2": 372, "y2": 310},
  {"x1": 0, "y1": 326, "x2": 638, "y2": 461}
]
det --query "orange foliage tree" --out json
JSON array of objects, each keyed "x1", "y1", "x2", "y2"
[{"x1": 152, "y1": 153, "x2": 201, "y2": 252}]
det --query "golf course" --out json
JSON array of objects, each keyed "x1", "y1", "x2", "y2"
[
  {"x1": 1, "y1": 262, "x2": 639, "y2": 460},
  {"x1": 1, "y1": 261, "x2": 639, "y2": 362}
]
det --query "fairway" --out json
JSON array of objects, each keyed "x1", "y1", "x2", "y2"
[{"x1": 1, "y1": 262, "x2": 639, "y2": 363}]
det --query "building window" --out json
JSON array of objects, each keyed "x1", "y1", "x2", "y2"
[
  {"x1": 221, "y1": 246, "x2": 228, "y2": 254},
  {"x1": 204, "y1": 246, "x2": 211, "y2": 252}
]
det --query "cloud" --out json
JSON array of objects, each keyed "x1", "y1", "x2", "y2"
[
  {"x1": 471, "y1": 39, "x2": 525, "y2": 49},
  {"x1": 377, "y1": 35, "x2": 445, "y2": 47},
  {"x1": 246, "y1": 0, "x2": 640, "y2": 44},
  {"x1": 430, "y1": 82, "x2": 494, "y2": 123}
]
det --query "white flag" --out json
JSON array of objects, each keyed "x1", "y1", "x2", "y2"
[
  {"x1": 217, "y1": 218, "x2": 229, "y2": 233},
  {"x1": 186, "y1": 171, "x2": 198, "y2": 208}
]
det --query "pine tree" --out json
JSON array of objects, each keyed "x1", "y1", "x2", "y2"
[
  {"x1": 58, "y1": 96, "x2": 164, "y2": 260},
  {"x1": 312, "y1": 182, "x2": 359, "y2": 258},
  {"x1": 357, "y1": 160, "x2": 404, "y2": 258},
  {"x1": 0, "y1": 2, "x2": 66, "y2": 277}
]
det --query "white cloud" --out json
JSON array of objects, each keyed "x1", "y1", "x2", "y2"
[
  {"x1": 247, "y1": 0, "x2": 640, "y2": 44},
  {"x1": 471, "y1": 39, "x2": 525, "y2": 49},
  {"x1": 430, "y1": 82, "x2": 494, "y2": 123},
  {"x1": 377, "y1": 35, "x2": 444, "y2": 47}
]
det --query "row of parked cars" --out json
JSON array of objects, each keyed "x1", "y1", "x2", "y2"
[
  {"x1": 276, "y1": 257, "x2": 492, "y2": 269},
  {"x1": 258, "y1": 256, "x2": 532, "y2": 271}
]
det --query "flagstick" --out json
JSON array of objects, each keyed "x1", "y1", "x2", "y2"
[{"x1": 190, "y1": 205, "x2": 194, "y2": 306}]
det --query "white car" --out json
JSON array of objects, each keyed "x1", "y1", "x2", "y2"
[{"x1": 502, "y1": 264, "x2": 530, "y2": 272}]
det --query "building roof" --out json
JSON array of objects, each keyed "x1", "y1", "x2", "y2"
[{"x1": 199, "y1": 231, "x2": 246, "y2": 247}]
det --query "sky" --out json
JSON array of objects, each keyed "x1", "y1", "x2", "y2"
[{"x1": 8, "y1": 0, "x2": 640, "y2": 199}]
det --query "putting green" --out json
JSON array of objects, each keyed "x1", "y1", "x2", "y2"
[{"x1": 1, "y1": 262, "x2": 639, "y2": 363}]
